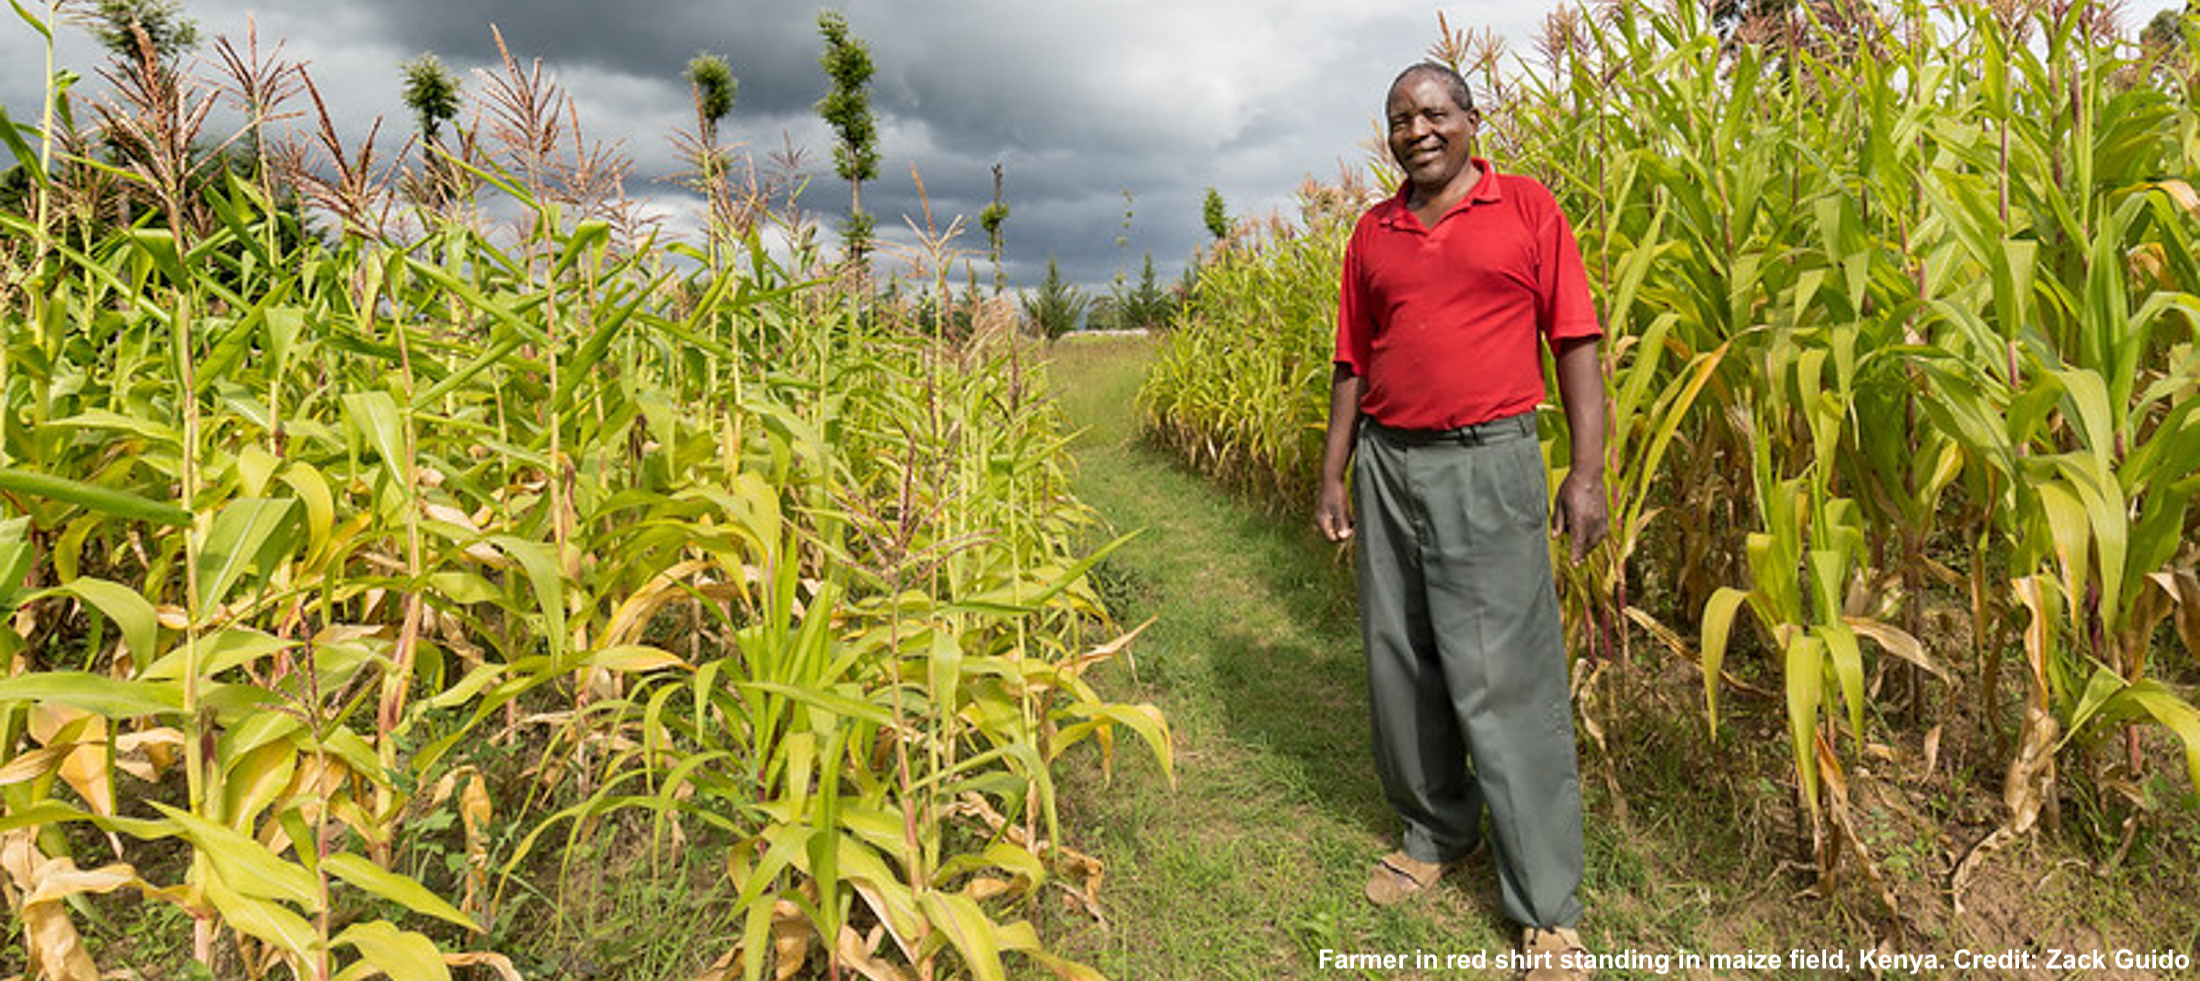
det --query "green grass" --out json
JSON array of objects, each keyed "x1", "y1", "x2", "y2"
[{"x1": 1041, "y1": 333, "x2": 1515, "y2": 979}]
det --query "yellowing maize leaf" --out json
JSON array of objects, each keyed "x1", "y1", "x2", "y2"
[
  {"x1": 335, "y1": 920, "x2": 453, "y2": 981},
  {"x1": 917, "y1": 890, "x2": 1007, "y2": 981},
  {"x1": 1842, "y1": 616, "x2": 1952, "y2": 685},
  {"x1": 325, "y1": 853, "x2": 478, "y2": 931},
  {"x1": 151, "y1": 802, "x2": 319, "y2": 908},
  {"x1": 202, "y1": 870, "x2": 316, "y2": 961},
  {"x1": 602, "y1": 557, "x2": 712, "y2": 646},
  {"x1": 1698, "y1": 587, "x2": 1752, "y2": 733},
  {"x1": 996, "y1": 920, "x2": 1108, "y2": 981}
]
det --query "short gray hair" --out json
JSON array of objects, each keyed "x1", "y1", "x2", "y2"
[{"x1": 1389, "y1": 61, "x2": 1475, "y2": 114}]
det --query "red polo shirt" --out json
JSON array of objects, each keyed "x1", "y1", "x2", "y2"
[{"x1": 1334, "y1": 160, "x2": 1601, "y2": 431}]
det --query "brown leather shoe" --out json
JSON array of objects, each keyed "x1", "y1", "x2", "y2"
[
  {"x1": 1363, "y1": 843, "x2": 1487, "y2": 906},
  {"x1": 1363, "y1": 851, "x2": 1452, "y2": 906},
  {"x1": 1520, "y1": 925, "x2": 1592, "y2": 980}
]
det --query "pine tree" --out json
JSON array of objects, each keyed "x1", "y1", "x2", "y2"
[
  {"x1": 1202, "y1": 186, "x2": 1230, "y2": 240},
  {"x1": 1023, "y1": 257, "x2": 1087, "y2": 339}
]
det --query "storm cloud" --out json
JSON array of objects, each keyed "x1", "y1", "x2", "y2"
[{"x1": 6, "y1": 0, "x2": 2178, "y2": 292}]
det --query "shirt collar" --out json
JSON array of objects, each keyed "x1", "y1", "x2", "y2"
[{"x1": 1378, "y1": 158, "x2": 1501, "y2": 229}]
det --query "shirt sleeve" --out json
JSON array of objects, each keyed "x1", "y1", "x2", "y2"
[
  {"x1": 1334, "y1": 223, "x2": 1373, "y2": 374},
  {"x1": 1534, "y1": 186, "x2": 1603, "y2": 343}
]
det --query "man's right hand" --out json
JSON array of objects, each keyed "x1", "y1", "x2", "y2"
[
  {"x1": 1317, "y1": 366, "x2": 1365, "y2": 543},
  {"x1": 1316, "y1": 480, "x2": 1354, "y2": 542}
]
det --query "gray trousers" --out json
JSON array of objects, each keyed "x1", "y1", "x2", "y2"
[{"x1": 1354, "y1": 414, "x2": 1584, "y2": 929}]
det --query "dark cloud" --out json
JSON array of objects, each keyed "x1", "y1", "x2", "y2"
[{"x1": 51, "y1": 0, "x2": 2177, "y2": 291}]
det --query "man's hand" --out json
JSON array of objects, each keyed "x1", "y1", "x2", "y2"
[
  {"x1": 1317, "y1": 479, "x2": 1354, "y2": 542},
  {"x1": 1550, "y1": 469, "x2": 1607, "y2": 563},
  {"x1": 1316, "y1": 365, "x2": 1364, "y2": 543},
  {"x1": 1549, "y1": 334, "x2": 1608, "y2": 564}
]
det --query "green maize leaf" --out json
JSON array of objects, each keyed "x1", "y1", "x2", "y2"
[
  {"x1": 0, "y1": 537, "x2": 29, "y2": 612},
  {"x1": 215, "y1": 709, "x2": 303, "y2": 771},
  {"x1": 219, "y1": 739, "x2": 295, "y2": 831},
  {"x1": 2062, "y1": 665, "x2": 2130, "y2": 748},
  {"x1": 739, "y1": 681, "x2": 894, "y2": 729},
  {"x1": 129, "y1": 227, "x2": 188, "y2": 285},
  {"x1": 237, "y1": 445, "x2": 280, "y2": 498},
  {"x1": 196, "y1": 497, "x2": 298, "y2": 618},
  {"x1": 1786, "y1": 634, "x2": 1826, "y2": 812},
  {"x1": 487, "y1": 535, "x2": 566, "y2": 661},
  {"x1": 40, "y1": 410, "x2": 183, "y2": 447},
  {"x1": 321, "y1": 726, "x2": 386, "y2": 781},
  {"x1": 42, "y1": 578, "x2": 158, "y2": 672},
  {"x1": 2053, "y1": 368, "x2": 2116, "y2": 464},
  {"x1": 342, "y1": 390, "x2": 409, "y2": 472},
  {"x1": 4, "y1": 4, "x2": 50, "y2": 43},
  {"x1": 2050, "y1": 454, "x2": 2128, "y2": 631},
  {"x1": 153, "y1": 801, "x2": 318, "y2": 908},
  {"x1": 781, "y1": 730, "x2": 816, "y2": 817},
  {"x1": 928, "y1": 628, "x2": 964, "y2": 723},
  {"x1": 0, "y1": 800, "x2": 85, "y2": 833},
  {"x1": 277, "y1": 462, "x2": 337, "y2": 563},
  {"x1": 2118, "y1": 682, "x2": 2200, "y2": 794},
  {"x1": 551, "y1": 219, "x2": 612, "y2": 280},
  {"x1": 324, "y1": 853, "x2": 479, "y2": 931},
  {"x1": 0, "y1": 671, "x2": 182, "y2": 717},
  {"x1": 2035, "y1": 476, "x2": 2092, "y2": 627},
  {"x1": 935, "y1": 841, "x2": 1047, "y2": 893},
  {"x1": 423, "y1": 662, "x2": 506, "y2": 711},
  {"x1": 1815, "y1": 621, "x2": 1865, "y2": 744},
  {"x1": 143, "y1": 627, "x2": 291, "y2": 682},
  {"x1": 335, "y1": 919, "x2": 455, "y2": 981},
  {"x1": 0, "y1": 467, "x2": 190, "y2": 527}
]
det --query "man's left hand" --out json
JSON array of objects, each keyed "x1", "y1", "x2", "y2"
[{"x1": 1550, "y1": 470, "x2": 1608, "y2": 563}]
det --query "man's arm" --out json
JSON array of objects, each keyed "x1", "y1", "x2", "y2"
[
  {"x1": 1316, "y1": 364, "x2": 1364, "y2": 542},
  {"x1": 1550, "y1": 334, "x2": 1608, "y2": 562}
]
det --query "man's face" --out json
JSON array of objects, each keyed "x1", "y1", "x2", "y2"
[{"x1": 1386, "y1": 73, "x2": 1476, "y2": 195}]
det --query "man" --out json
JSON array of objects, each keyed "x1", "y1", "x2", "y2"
[{"x1": 1315, "y1": 61, "x2": 1608, "y2": 981}]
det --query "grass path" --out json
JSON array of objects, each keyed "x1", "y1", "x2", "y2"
[{"x1": 1038, "y1": 334, "x2": 1528, "y2": 979}]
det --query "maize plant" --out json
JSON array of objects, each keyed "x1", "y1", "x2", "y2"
[{"x1": 0, "y1": 14, "x2": 1166, "y2": 981}]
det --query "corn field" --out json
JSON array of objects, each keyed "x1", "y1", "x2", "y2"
[
  {"x1": 1146, "y1": 0, "x2": 2200, "y2": 903},
  {"x1": 0, "y1": 9, "x2": 1165, "y2": 980}
]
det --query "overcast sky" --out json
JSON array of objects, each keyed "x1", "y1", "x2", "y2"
[{"x1": 1, "y1": 1, "x2": 2184, "y2": 294}]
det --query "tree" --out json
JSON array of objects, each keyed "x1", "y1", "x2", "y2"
[
  {"x1": 685, "y1": 52, "x2": 736, "y2": 150},
  {"x1": 682, "y1": 51, "x2": 739, "y2": 246},
  {"x1": 2144, "y1": 4, "x2": 2191, "y2": 53},
  {"x1": 1109, "y1": 251, "x2": 1172, "y2": 331},
  {"x1": 1023, "y1": 256, "x2": 1087, "y2": 339},
  {"x1": 815, "y1": 11, "x2": 879, "y2": 264},
  {"x1": 399, "y1": 53, "x2": 462, "y2": 208},
  {"x1": 1202, "y1": 186, "x2": 1230, "y2": 240},
  {"x1": 89, "y1": 0, "x2": 198, "y2": 60},
  {"x1": 400, "y1": 53, "x2": 461, "y2": 147},
  {"x1": 980, "y1": 162, "x2": 1009, "y2": 294}
]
